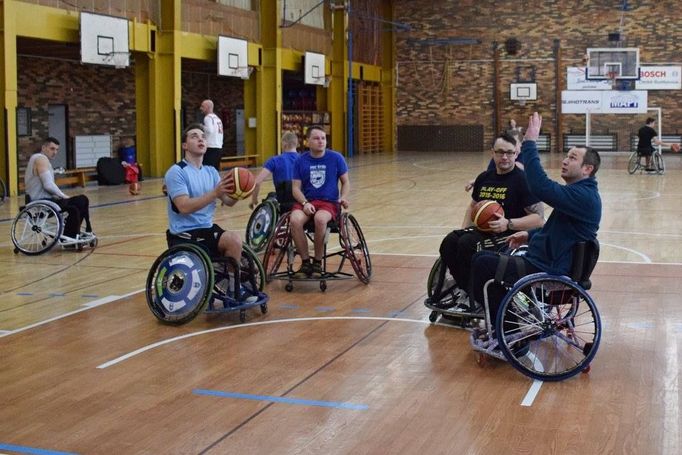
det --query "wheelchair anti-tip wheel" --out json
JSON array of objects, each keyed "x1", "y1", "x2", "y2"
[
  {"x1": 246, "y1": 200, "x2": 279, "y2": 253},
  {"x1": 339, "y1": 213, "x2": 372, "y2": 284},
  {"x1": 11, "y1": 200, "x2": 64, "y2": 255},
  {"x1": 262, "y1": 212, "x2": 291, "y2": 282},
  {"x1": 146, "y1": 244, "x2": 214, "y2": 325},
  {"x1": 495, "y1": 273, "x2": 601, "y2": 382},
  {"x1": 627, "y1": 152, "x2": 640, "y2": 175},
  {"x1": 654, "y1": 152, "x2": 665, "y2": 175}
]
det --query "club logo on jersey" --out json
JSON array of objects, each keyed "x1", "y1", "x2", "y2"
[{"x1": 310, "y1": 165, "x2": 326, "y2": 188}]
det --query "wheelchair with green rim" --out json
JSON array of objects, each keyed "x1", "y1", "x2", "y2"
[
  {"x1": 146, "y1": 241, "x2": 268, "y2": 324},
  {"x1": 245, "y1": 182, "x2": 295, "y2": 253}
]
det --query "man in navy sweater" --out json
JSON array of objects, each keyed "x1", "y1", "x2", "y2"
[{"x1": 470, "y1": 112, "x2": 602, "y2": 321}]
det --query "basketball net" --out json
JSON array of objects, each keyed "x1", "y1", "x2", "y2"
[
  {"x1": 607, "y1": 71, "x2": 618, "y2": 89},
  {"x1": 104, "y1": 51, "x2": 130, "y2": 69}
]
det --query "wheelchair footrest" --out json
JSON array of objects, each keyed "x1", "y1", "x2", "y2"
[
  {"x1": 205, "y1": 292, "x2": 269, "y2": 313},
  {"x1": 469, "y1": 329, "x2": 507, "y2": 362}
]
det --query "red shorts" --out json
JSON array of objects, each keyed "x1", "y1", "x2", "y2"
[{"x1": 292, "y1": 200, "x2": 339, "y2": 220}]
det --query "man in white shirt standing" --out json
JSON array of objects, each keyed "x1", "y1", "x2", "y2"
[{"x1": 200, "y1": 99, "x2": 224, "y2": 169}]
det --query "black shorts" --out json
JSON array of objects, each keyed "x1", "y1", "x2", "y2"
[
  {"x1": 166, "y1": 224, "x2": 225, "y2": 257},
  {"x1": 637, "y1": 148, "x2": 654, "y2": 157}
]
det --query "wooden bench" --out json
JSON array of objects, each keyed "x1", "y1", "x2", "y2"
[
  {"x1": 536, "y1": 134, "x2": 551, "y2": 152},
  {"x1": 564, "y1": 134, "x2": 618, "y2": 152},
  {"x1": 18, "y1": 167, "x2": 98, "y2": 192},
  {"x1": 219, "y1": 154, "x2": 258, "y2": 171}
]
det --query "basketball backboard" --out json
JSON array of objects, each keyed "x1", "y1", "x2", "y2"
[
  {"x1": 586, "y1": 48, "x2": 639, "y2": 80},
  {"x1": 510, "y1": 83, "x2": 537, "y2": 101},
  {"x1": 218, "y1": 36, "x2": 250, "y2": 79},
  {"x1": 80, "y1": 12, "x2": 129, "y2": 68},
  {"x1": 304, "y1": 52, "x2": 326, "y2": 86}
]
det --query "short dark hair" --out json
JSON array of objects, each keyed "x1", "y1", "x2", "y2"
[
  {"x1": 44, "y1": 137, "x2": 60, "y2": 146},
  {"x1": 306, "y1": 125, "x2": 326, "y2": 139},
  {"x1": 495, "y1": 131, "x2": 517, "y2": 147},
  {"x1": 646, "y1": 117, "x2": 656, "y2": 125},
  {"x1": 182, "y1": 123, "x2": 204, "y2": 143},
  {"x1": 582, "y1": 146, "x2": 601, "y2": 177}
]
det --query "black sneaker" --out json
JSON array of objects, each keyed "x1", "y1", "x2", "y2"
[
  {"x1": 311, "y1": 260, "x2": 323, "y2": 276},
  {"x1": 297, "y1": 260, "x2": 313, "y2": 277},
  {"x1": 645, "y1": 167, "x2": 656, "y2": 172}
]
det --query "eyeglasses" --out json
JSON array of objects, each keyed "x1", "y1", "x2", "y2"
[{"x1": 493, "y1": 149, "x2": 516, "y2": 157}]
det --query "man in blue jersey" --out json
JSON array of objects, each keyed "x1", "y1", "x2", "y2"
[
  {"x1": 471, "y1": 112, "x2": 602, "y2": 322},
  {"x1": 249, "y1": 130, "x2": 300, "y2": 212},
  {"x1": 291, "y1": 125, "x2": 350, "y2": 276}
]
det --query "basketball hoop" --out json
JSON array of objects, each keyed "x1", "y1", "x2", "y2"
[{"x1": 104, "y1": 51, "x2": 130, "y2": 69}]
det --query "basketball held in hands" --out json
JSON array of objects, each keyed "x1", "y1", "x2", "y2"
[
  {"x1": 225, "y1": 167, "x2": 256, "y2": 200},
  {"x1": 471, "y1": 200, "x2": 505, "y2": 232},
  {"x1": 671, "y1": 143, "x2": 681, "y2": 153}
]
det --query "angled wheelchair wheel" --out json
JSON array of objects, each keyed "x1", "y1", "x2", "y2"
[
  {"x1": 495, "y1": 273, "x2": 601, "y2": 382},
  {"x1": 340, "y1": 213, "x2": 372, "y2": 284},
  {"x1": 11, "y1": 200, "x2": 64, "y2": 255},
  {"x1": 627, "y1": 152, "x2": 640, "y2": 174},
  {"x1": 654, "y1": 152, "x2": 665, "y2": 175},
  {"x1": 246, "y1": 200, "x2": 279, "y2": 253},
  {"x1": 146, "y1": 244, "x2": 214, "y2": 325},
  {"x1": 426, "y1": 257, "x2": 457, "y2": 301},
  {"x1": 262, "y1": 213, "x2": 291, "y2": 282},
  {"x1": 240, "y1": 244, "x2": 266, "y2": 293}
]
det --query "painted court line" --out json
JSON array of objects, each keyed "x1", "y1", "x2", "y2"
[
  {"x1": 0, "y1": 442, "x2": 78, "y2": 455},
  {"x1": 0, "y1": 289, "x2": 143, "y2": 338},
  {"x1": 96, "y1": 316, "x2": 543, "y2": 407},
  {"x1": 193, "y1": 389, "x2": 368, "y2": 411}
]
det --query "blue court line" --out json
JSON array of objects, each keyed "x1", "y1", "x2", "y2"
[
  {"x1": 48, "y1": 293, "x2": 65, "y2": 298},
  {"x1": 315, "y1": 306, "x2": 336, "y2": 312},
  {"x1": 193, "y1": 389, "x2": 368, "y2": 411},
  {"x1": 81, "y1": 294, "x2": 99, "y2": 298},
  {"x1": 0, "y1": 443, "x2": 78, "y2": 455},
  {"x1": 279, "y1": 304, "x2": 299, "y2": 310},
  {"x1": 351, "y1": 308, "x2": 371, "y2": 313},
  {"x1": 387, "y1": 310, "x2": 404, "y2": 318},
  {"x1": 16, "y1": 292, "x2": 33, "y2": 296}
]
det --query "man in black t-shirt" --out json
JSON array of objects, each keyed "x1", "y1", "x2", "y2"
[
  {"x1": 428, "y1": 132, "x2": 545, "y2": 308},
  {"x1": 637, "y1": 117, "x2": 661, "y2": 171}
]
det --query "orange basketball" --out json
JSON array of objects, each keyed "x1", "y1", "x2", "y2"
[
  {"x1": 671, "y1": 143, "x2": 681, "y2": 153},
  {"x1": 471, "y1": 200, "x2": 505, "y2": 232},
  {"x1": 226, "y1": 167, "x2": 256, "y2": 200}
]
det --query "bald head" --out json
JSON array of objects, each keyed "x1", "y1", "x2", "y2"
[{"x1": 200, "y1": 100, "x2": 214, "y2": 115}]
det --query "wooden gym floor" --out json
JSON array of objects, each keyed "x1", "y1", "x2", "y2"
[{"x1": 1, "y1": 151, "x2": 681, "y2": 454}]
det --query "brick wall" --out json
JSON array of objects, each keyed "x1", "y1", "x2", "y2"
[
  {"x1": 394, "y1": 1, "x2": 682, "y2": 152},
  {"x1": 181, "y1": 68, "x2": 245, "y2": 156},
  {"x1": 17, "y1": 55, "x2": 136, "y2": 168}
]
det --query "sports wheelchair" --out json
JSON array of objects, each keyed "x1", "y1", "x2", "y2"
[
  {"x1": 11, "y1": 198, "x2": 97, "y2": 255},
  {"x1": 146, "y1": 243, "x2": 269, "y2": 324},
  {"x1": 628, "y1": 149, "x2": 664, "y2": 175},
  {"x1": 424, "y1": 231, "x2": 511, "y2": 326},
  {"x1": 262, "y1": 211, "x2": 371, "y2": 292},
  {"x1": 469, "y1": 240, "x2": 601, "y2": 382},
  {"x1": 245, "y1": 183, "x2": 294, "y2": 253}
]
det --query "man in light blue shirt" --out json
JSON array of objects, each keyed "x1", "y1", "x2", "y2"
[{"x1": 164, "y1": 124, "x2": 241, "y2": 262}]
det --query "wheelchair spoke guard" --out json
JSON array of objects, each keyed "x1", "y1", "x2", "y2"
[{"x1": 146, "y1": 244, "x2": 214, "y2": 324}]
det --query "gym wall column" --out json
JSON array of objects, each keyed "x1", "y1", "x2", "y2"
[
  {"x1": 1, "y1": 0, "x2": 18, "y2": 195},
  {"x1": 137, "y1": 0, "x2": 182, "y2": 177},
  {"x1": 330, "y1": 3, "x2": 349, "y2": 154},
  {"x1": 381, "y1": 1, "x2": 396, "y2": 154},
  {"x1": 258, "y1": 0, "x2": 282, "y2": 161}
]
